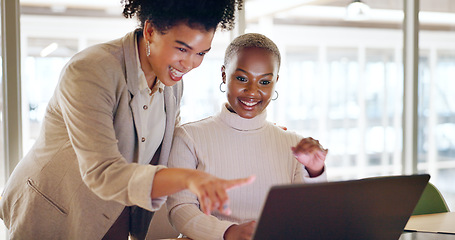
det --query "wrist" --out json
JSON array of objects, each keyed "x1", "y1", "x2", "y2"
[
  {"x1": 223, "y1": 224, "x2": 237, "y2": 240},
  {"x1": 306, "y1": 166, "x2": 324, "y2": 178},
  {"x1": 183, "y1": 169, "x2": 197, "y2": 189}
]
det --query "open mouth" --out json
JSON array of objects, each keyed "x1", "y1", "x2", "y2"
[{"x1": 169, "y1": 66, "x2": 185, "y2": 80}]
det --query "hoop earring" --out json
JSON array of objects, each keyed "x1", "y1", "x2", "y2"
[
  {"x1": 272, "y1": 90, "x2": 279, "y2": 101},
  {"x1": 219, "y1": 82, "x2": 226, "y2": 93},
  {"x1": 146, "y1": 41, "x2": 151, "y2": 57}
]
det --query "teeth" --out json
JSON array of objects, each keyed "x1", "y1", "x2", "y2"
[
  {"x1": 240, "y1": 100, "x2": 258, "y2": 107},
  {"x1": 169, "y1": 67, "x2": 184, "y2": 78}
]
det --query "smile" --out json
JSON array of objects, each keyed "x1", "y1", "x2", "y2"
[
  {"x1": 169, "y1": 66, "x2": 185, "y2": 78},
  {"x1": 240, "y1": 99, "x2": 259, "y2": 107}
]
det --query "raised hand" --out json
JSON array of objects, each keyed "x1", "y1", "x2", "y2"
[
  {"x1": 291, "y1": 137, "x2": 328, "y2": 177},
  {"x1": 224, "y1": 220, "x2": 257, "y2": 240}
]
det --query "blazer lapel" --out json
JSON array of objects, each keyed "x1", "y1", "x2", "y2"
[
  {"x1": 123, "y1": 30, "x2": 140, "y2": 95},
  {"x1": 129, "y1": 94, "x2": 143, "y2": 164},
  {"x1": 123, "y1": 30, "x2": 144, "y2": 163},
  {"x1": 159, "y1": 86, "x2": 177, "y2": 166}
]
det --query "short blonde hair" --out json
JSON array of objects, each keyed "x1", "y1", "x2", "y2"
[{"x1": 224, "y1": 33, "x2": 281, "y2": 70}]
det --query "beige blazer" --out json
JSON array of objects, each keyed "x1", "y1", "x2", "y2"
[{"x1": 0, "y1": 30, "x2": 183, "y2": 240}]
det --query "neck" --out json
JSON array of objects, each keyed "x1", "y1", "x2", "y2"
[
  {"x1": 226, "y1": 104, "x2": 236, "y2": 114},
  {"x1": 137, "y1": 35, "x2": 157, "y2": 89}
]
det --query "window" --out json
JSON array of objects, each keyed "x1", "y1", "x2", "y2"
[
  {"x1": 241, "y1": 1, "x2": 406, "y2": 181},
  {"x1": 20, "y1": 1, "x2": 137, "y2": 153},
  {"x1": 419, "y1": 0, "x2": 455, "y2": 207}
]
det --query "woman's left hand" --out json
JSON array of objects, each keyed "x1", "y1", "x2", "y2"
[{"x1": 291, "y1": 137, "x2": 328, "y2": 177}]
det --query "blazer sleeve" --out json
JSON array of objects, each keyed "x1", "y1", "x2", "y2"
[
  {"x1": 167, "y1": 127, "x2": 235, "y2": 240},
  {"x1": 56, "y1": 49, "x2": 165, "y2": 211}
]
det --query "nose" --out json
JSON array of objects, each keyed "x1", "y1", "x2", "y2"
[
  {"x1": 244, "y1": 82, "x2": 260, "y2": 96},
  {"x1": 180, "y1": 56, "x2": 192, "y2": 71},
  {"x1": 181, "y1": 55, "x2": 202, "y2": 72}
]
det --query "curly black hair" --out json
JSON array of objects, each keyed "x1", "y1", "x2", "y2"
[{"x1": 122, "y1": 0, "x2": 243, "y2": 32}]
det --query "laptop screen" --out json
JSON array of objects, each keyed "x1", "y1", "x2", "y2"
[{"x1": 252, "y1": 174, "x2": 430, "y2": 240}]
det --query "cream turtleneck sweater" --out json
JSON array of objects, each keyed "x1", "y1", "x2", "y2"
[{"x1": 167, "y1": 104, "x2": 327, "y2": 240}]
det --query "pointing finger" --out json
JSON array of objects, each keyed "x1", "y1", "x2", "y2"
[{"x1": 225, "y1": 175, "x2": 256, "y2": 191}]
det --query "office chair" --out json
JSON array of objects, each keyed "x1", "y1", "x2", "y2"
[{"x1": 412, "y1": 182, "x2": 450, "y2": 215}]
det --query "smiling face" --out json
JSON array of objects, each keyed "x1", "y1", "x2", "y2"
[
  {"x1": 223, "y1": 47, "x2": 279, "y2": 119},
  {"x1": 142, "y1": 21, "x2": 215, "y2": 87}
]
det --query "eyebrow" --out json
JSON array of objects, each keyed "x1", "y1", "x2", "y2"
[
  {"x1": 236, "y1": 68, "x2": 274, "y2": 77},
  {"x1": 175, "y1": 40, "x2": 211, "y2": 52}
]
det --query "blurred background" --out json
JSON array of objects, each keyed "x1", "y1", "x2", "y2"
[{"x1": 1, "y1": 0, "x2": 454, "y2": 237}]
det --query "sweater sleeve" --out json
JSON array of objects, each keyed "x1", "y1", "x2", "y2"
[
  {"x1": 167, "y1": 127, "x2": 235, "y2": 240},
  {"x1": 294, "y1": 161, "x2": 328, "y2": 184}
]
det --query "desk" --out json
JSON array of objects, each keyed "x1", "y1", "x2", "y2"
[
  {"x1": 158, "y1": 239, "x2": 190, "y2": 240},
  {"x1": 162, "y1": 233, "x2": 455, "y2": 240},
  {"x1": 160, "y1": 213, "x2": 455, "y2": 240},
  {"x1": 400, "y1": 232, "x2": 455, "y2": 240},
  {"x1": 405, "y1": 212, "x2": 455, "y2": 234}
]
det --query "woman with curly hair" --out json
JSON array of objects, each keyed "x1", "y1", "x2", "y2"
[{"x1": 0, "y1": 0, "x2": 250, "y2": 239}]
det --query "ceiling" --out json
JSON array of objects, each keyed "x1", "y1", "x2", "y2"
[{"x1": 18, "y1": 0, "x2": 455, "y2": 31}]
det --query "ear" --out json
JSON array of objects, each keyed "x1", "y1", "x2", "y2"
[
  {"x1": 221, "y1": 65, "x2": 226, "y2": 84},
  {"x1": 276, "y1": 74, "x2": 279, "y2": 83},
  {"x1": 143, "y1": 20, "x2": 155, "y2": 42}
]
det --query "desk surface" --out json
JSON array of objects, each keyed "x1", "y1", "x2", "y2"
[
  {"x1": 400, "y1": 232, "x2": 455, "y2": 240},
  {"x1": 161, "y1": 233, "x2": 455, "y2": 240},
  {"x1": 160, "y1": 213, "x2": 455, "y2": 240},
  {"x1": 405, "y1": 212, "x2": 455, "y2": 234}
]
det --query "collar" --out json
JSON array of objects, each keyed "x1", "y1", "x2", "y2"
[
  {"x1": 150, "y1": 80, "x2": 164, "y2": 95},
  {"x1": 217, "y1": 103, "x2": 267, "y2": 131}
]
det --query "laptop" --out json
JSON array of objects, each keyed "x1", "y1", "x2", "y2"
[{"x1": 252, "y1": 174, "x2": 430, "y2": 240}]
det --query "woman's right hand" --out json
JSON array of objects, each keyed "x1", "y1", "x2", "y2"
[
  {"x1": 224, "y1": 221, "x2": 257, "y2": 240},
  {"x1": 151, "y1": 168, "x2": 254, "y2": 215},
  {"x1": 186, "y1": 172, "x2": 256, "y2": 215}
]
